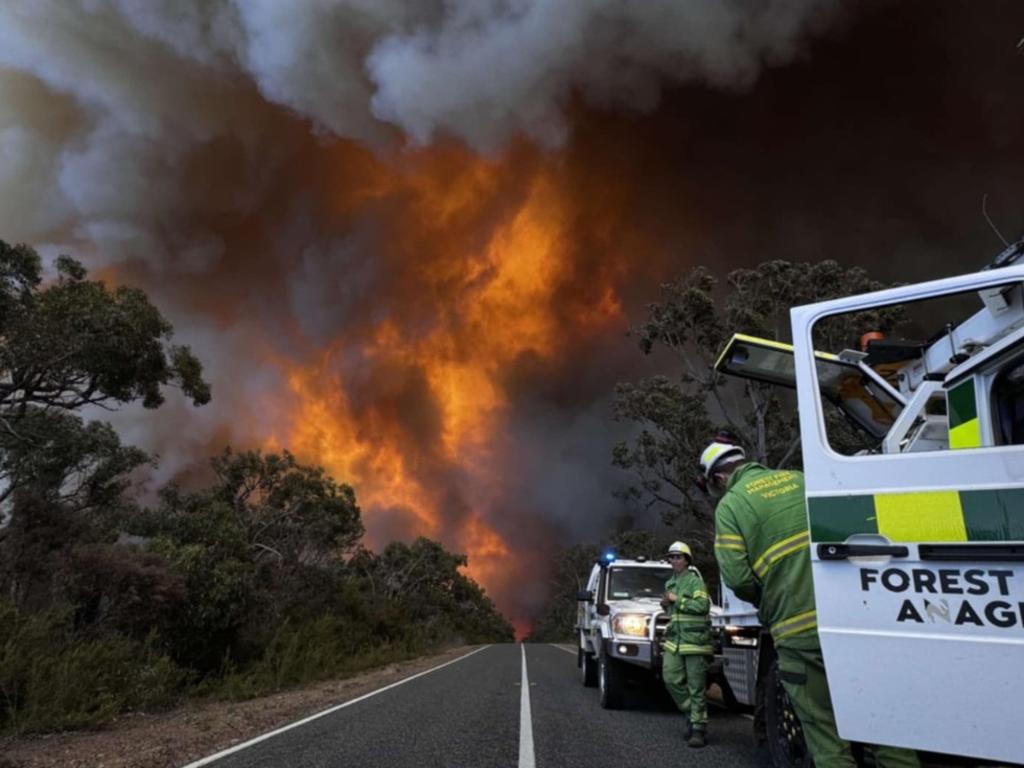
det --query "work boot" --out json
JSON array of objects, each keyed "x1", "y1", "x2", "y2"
[{"x1": 688, "y1": 728, "x2": 706, "y2": 749}]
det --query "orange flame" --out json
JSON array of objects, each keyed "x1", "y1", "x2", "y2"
[{"x1": 268, "y1": 143, "x2": 624, "y2": 626}]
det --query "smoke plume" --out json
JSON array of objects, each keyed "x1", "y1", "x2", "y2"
[{"x1": 1, "y1": 0, "x2": 1021, "y2": 629}]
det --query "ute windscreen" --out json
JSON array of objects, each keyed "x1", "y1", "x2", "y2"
[{"x1": 607, "y1": 567, "x2": 672, "y2": 600}]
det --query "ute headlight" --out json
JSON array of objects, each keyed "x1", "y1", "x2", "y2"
[{"x1": 612, "y1": 613, "x2": 648, "y2": 638}]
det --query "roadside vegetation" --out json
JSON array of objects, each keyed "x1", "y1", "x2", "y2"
[{"x1": 0, "y1": 241, "x2": 513, "y2": 735}]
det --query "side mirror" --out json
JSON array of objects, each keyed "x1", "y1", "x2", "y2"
[
  {"x1": 596, "y1": 603, "x2": 611, "y2": 616},
  {"x1": 576, "y1": 589, "x2": 593, "y2": 603}
]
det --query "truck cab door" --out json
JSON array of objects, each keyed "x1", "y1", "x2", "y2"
[
  {"x1": 715, "y1": 333, "x2": 906, "y2": 443},
  {"x1": 789, "y1": 267, "x2": 1024, "y2": 764}
]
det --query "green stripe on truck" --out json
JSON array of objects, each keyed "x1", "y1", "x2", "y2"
[
  {"x1": 809, "y1": 488, "x2": 1024, "y2": 542},
  {"x1": 960, "y1": 488, "x2": 1024, "y2": 541},
  {"x1": 807, "y1": 495, "x2": 877, "y2": 541}
]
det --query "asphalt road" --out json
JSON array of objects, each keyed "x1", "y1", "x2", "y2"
[{"x1": 183, "y1": 643, "x2": 760, "y2": 768}]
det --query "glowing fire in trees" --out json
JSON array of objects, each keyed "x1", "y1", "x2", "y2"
[{"x1": 273, "y1": 143, "x2": 624, "y2": 613}]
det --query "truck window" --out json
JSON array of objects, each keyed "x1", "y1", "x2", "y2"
[
  {"x1": 810, "y1": 282, "x2": 1023, "y2": 455},
  {"x1": 993, "y1": 355, "x2": 1024, "y2": 445},
  {"x1": 606, "y1": 567, "x2": 672, "y2": 600},
  {"x1": 814, "y1": 358, "x2": 902, "y2": 439},
  {"x1": 714, "y1": 334, "x2": 903, "y2": 454}
]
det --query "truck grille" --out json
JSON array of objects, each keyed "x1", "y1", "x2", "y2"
[{"x1": 652, "y1": 612, "x2": 669, "y2": 642}]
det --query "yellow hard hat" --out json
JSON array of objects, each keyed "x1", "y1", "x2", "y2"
[{"x1": 666, "y1": 541, "x2": 692, "y2": 558}]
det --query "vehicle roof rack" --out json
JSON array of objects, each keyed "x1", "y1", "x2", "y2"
[{"x1": 863, "y1": 337, "x2": 928, "y2": 366}]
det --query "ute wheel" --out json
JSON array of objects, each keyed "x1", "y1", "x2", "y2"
[
  {"x1": 717, "y1": 673, "x2": 741, "y2": 711},
  {"x1": 598, "y1": 653, "x2": 625, "y2": 709},
  {"x1": 761, "y1": 655, "x2": 813, "y2": 768},
  {"x1": 580, "y1": 644, "x2": 598, "y2": 687}
]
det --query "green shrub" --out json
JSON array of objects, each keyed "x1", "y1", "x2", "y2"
[
  {"x1": 0, "y1": 601, "x2": 186, "y2": 734},
  {"x1": 213, "y1": 615, "x2": 426, "y2": 701}
]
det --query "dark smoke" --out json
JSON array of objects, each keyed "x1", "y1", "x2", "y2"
[{"x1": 1, "y1": 1, "x2": 1022, "y2": 627}]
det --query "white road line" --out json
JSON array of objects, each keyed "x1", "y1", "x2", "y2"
[
  {"x1": 518, "y1": 644, "x2": 536, "y2": 768},
  {"x1": 180, "y1": 645, "x2": 492, "y2": 768}
]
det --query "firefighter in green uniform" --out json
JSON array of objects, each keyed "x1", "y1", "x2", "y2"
[
  {"x1": 700, "y1": 437, "x2": 920, "y2": 768},
  {"x1": 660, "y1": 540, "x2": 711, "y2": 749}
]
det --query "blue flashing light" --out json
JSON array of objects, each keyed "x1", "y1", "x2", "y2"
[{"x1": 604, "y1": 551, "x2": 616, "y2": 562}]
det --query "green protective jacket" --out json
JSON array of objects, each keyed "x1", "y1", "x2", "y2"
[
  {"x1": 714, "y1": 462, "x2": 819, "y2": 650},
  {"x1": 663, "y1": 567, "x2": 712, "y2": 655}
]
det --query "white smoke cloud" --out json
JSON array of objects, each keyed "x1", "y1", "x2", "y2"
[
  {"x1": 0, "y1": 0, "x2": 839, "y2": 255},
  {"x1": 366, "y1": 0, "x2": 840, "y2": 151}
]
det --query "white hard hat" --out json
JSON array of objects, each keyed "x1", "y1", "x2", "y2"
[
  {"x1": 666, "y1": 541, "x2": 692, "y2": 558},
  {"x1": 699, "y1": 440, "x2": 746, "y2": 480}
]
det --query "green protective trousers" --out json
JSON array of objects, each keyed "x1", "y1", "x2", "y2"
[
  {"x1": 776, "y1": 646, "x2": 921, "y2": 768},
  {"x1": 661, "y1": 651, "x2": 708, "y2": 729}
]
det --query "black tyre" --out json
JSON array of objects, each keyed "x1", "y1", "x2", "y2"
[
  {"x1": 716, "y1": 675, "x2": 741, "y2": 712},
  {"x1": 598, "y1": 653, "x2": 625, "y2": 709},
  {"x1": 580, "y1": 641, "x2": 598, "y2": 688},
  {"x1": 761, "y1": 655, "x2": 813, "y2": 768}
]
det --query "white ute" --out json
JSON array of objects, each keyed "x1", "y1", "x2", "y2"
[{"x1": 576, "y1": 555, "x2": 673, "y2": 709}]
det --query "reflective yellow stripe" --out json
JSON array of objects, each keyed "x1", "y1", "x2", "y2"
[
  {"x1": 949, "y1": 419, "x2": 981, "y2": 449},
  {"x1": 692, "y1": 591, "x2": 709, "y2": 600},
  {"x1": 714, "y1": 333, "x2": 840, "y2": 371},
  {"x1": 678, "y1": 644, "x2": 713, "y2": 654},
  {"x1": 874, "y1": 491, "x2": 967, "y2": 542},
  {"x1": 664, "y1": 636, "x2": 712, "y2": 654},
  {"x1": 752, "y1": 531, "x2": 810, "y2": 578},
  {"x1": 702, "y1": 443, "x2": 735, "y2": 469},
  {"x1": 715, "y1": 542, "x2": 746, "y2": 552},
  {"x1": 771, "y1": 610, "x2": 817, "y2": 641},
  {"x1": 670, "y1": 615, "x2": 709, "y2": 624},
  {"x1": 715, "y1": 534, "x2": 745, "y2": 552}
]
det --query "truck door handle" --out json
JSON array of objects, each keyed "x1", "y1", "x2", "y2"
[{"x1": 817, "y1": 543, "x2": 909, "y2": 560}]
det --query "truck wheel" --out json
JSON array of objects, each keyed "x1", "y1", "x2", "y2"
[
  {"x1": 598, "y1": 653, "x2": 625, "y2": 709},
  {"x1": 580, "y1": 646, "x2": 598, "y2": 687},
  {"x1": 717, "y1": 673, "x2": 741, "y2": 710},
  {"x1": 761, "y1": 655, "x2": 813, "y2": 768}
]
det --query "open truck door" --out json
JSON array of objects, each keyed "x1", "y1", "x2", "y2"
[
  {"x1": 715, "y1": 333, "x2": 906, "y2": 444},
  {"x1": 780, "y1": 266, "x2": 1024, "y2": 764}
]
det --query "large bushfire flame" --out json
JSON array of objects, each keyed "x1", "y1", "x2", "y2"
[{"x1": 265, "y1": 144, "x2": 623, "y2": 625}]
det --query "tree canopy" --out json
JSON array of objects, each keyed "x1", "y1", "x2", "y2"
[
  {"x1": 613, "y1": 259, "x2": 901, "y2": 528},
  {"x1": 0, "y1": 241, "x2": 211, "y2": 524},
  {"x1": 0, "y1": 243, "x2": 209, "y2": 415},
  {"x1": 0, "y1": 240, "x2": 512, "y2": 734},
  {"x1": 208, "y1": 447, "x2": 364, "y2": 565}
]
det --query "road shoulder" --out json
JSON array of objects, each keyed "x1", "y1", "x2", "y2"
[{"x1": 0, "y1": 645, "x2": 478, "y2": 768}]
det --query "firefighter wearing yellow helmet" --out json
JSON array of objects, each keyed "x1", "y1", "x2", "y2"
[{"x1": 661, "y1": 539, "x2": 711, "y2": 748}]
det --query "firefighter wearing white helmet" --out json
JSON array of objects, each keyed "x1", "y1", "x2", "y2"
[
  {"x1": 661, "y1": 539, "x2": 711, "y2": 748},
  {"x1": 698, "y1": 438, "x2": 746, "y2": 496},
  {"x1": 702, "y1": 437, "x2": 919, "y2": 768}
]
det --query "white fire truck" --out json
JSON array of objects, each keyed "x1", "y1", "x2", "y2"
[
  {"x1": 712, "y1": 240, "x2": 1024, "y2": 766},
  {"x1": 576, "y1": 554, "x2": 730, "y2": 710},
  {"x1": 575, "y1": 554, "x2": 674, "y2": 709}
]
